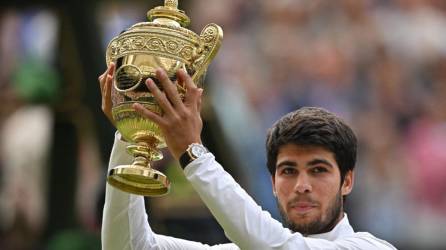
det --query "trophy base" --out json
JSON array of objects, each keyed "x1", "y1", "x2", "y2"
[{"x1": 107, "y1": 166, "x2": 170, "y2": 196}]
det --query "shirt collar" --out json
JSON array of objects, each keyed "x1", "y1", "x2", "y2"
[{"x1": 307, "y1": 213, "x2": 354, "y2": 241}]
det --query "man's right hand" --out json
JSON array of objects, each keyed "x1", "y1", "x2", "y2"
[{"x1": 98, "y1": 62, "x2": 115, "y2": 126}]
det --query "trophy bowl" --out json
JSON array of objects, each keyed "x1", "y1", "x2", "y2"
[{"x1": 105, "y1": 0, "x2": 222, "y2": 196}]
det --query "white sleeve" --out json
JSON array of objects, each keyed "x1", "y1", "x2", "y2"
[
  {"x1": 183, "y1": 154, "x2": 397, "y2": 250},
  {"x1": 101, "y1": 132, "x2": 238, "y2": 250}
]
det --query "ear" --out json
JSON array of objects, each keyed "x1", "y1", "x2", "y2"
[
  {"x1": 271, "y1": 175, "x2": 277, "y2": 196},
  {"x1": 341, "y1": 170, "x2": 354, "y2": 196}
]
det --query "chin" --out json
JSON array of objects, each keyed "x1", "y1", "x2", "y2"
[
  {"x1": 300, "y1": 212, "x2": 319, "y2": 219},
  {"x1": 290, "y1": 210, "x2": 321, "y2": 223}
]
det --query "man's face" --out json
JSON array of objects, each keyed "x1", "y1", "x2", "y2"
[{"x1": 271, "y1": 144, "x2": 353, "y2": 235}]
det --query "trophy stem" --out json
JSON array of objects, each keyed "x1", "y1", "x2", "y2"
[
  {"x1": 133, "y1": 156, "x2": 149, "y2": 168},
  {"x1": 127, "y1": 141, "x2": 161, "y2": 167},
  {"x1": 107, "y1": 140, "x2": 170, "y2": 196}
]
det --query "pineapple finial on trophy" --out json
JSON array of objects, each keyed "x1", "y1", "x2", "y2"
[
  {"x1": 147, "y1": 0, "x2": 189, "y2": 27},
  {"x1": 165, "y1": 0, "x2": 178, "y2": 9}
]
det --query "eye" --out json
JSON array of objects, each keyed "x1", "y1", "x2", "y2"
[
  {"x1": 281, "y1": 167, "x2": 297, "y2": 175},
  {"x1": 311, "y1": 166, "x2": 328, "y2": 174}
]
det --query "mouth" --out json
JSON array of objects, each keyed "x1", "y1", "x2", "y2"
[{"x1": 290, "y1": 202, "x2": 318, "y2": 214}]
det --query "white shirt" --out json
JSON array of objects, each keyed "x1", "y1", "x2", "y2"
[{"x1": 102, "y1": 133, "x2": 397, "y2": 250}]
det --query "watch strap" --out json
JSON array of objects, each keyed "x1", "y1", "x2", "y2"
[
  {"x1": 179, "y1": 149, "x2": 193, "y2": 169},
  {"x1": 179, "y1": 143, "x2": 208, "y2": 169}
]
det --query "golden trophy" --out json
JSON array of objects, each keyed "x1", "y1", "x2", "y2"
[{"x1": 105, "y1": 0, "x2": 223, "y2": 196}]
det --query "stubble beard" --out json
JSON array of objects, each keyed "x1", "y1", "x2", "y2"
[{"x1": 277, "y1": 191, "x2": 343, "y2": 236}]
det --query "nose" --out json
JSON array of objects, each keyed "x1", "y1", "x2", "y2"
[{"x1": 294, "y1": 173, "x2": 312, "y2": 194}]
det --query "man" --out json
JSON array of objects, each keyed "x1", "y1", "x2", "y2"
[{"x1": 99, "y1": 63, "x2": 397, "y2": 249}]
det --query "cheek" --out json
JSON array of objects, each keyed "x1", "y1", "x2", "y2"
[
  {"x1": 314, "y1": 178, "x2": 340, "y2": 206},
  {"x1": 275, "y1": 178, "x2": 293, "y2": 192},
  {"x1": 275, "y1": 178, "x2": 294, "y2": 200}
]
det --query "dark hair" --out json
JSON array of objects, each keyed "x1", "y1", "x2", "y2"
[{"x1": 266, "y1": 107, "x2": 357, "y2": 184}]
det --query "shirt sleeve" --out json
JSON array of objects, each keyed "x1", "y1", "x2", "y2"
[
  {"x1": 183, "y1": 153, "x2": 398, "y2": 250},
  {"x1": 101, "y1": 132, "x2": 238, "y2": 250}
]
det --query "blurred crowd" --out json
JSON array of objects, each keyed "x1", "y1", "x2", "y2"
[
  {"x1": 190, "y1": 0, "x2": 446, "y2": 248},
  {"x1": 1, "y1": 0, "x2": 446, "y2": 249}
]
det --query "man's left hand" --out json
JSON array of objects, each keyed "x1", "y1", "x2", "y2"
[{"x1": 133, "y1": 68, "x2": 203, "y2": 160}]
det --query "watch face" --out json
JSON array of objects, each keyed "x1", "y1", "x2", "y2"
[{"x1": 191, "y1": 144, "x2": 207, "y2": 158}]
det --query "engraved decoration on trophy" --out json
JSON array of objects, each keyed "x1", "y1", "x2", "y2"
[{"x1": 105, "y1": 0, "x2": 223, "y2": 196}]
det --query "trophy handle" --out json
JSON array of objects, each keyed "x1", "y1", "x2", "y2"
[{"x1": 191, "y1": 23, "x2": 223, "y2": 84}]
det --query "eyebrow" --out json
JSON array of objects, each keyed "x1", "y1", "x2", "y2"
[
  {"x1": 276, "y1": 160, "x2": 297, "y2": 169},
  {"x1": 307, "y1": 158, "x2": 334, "y2": 168},
  {"x1": 276, "y1": 158, "x2": 334, "y2": 169}
]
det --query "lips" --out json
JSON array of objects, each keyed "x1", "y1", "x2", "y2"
[{"x1": 290, "y1": 202, "x2": 318, "y2": 214}]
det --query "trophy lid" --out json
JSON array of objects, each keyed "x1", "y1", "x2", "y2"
[
  {"x1": 106, "y1": 0, "x2": 223, "y2": 84},
  {"x1": 147, "y1": 0, "x2": 190, "y2": 28},
  {"x1": 106, "y1": 0, "x2": 202, "y2": 66}
]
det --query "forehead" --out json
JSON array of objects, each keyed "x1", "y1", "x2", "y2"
[{"x1": 276, "y1": 144, "x2": 338, "y2": 167}]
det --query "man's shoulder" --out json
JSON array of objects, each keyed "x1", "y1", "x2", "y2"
[{"x1": 340, "y1": 231, "x2": 397, "y2": 250}]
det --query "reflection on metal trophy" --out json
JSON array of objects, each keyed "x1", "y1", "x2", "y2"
[{"x1": 105, "y1": 0, "x2": 223, "y2": 196}]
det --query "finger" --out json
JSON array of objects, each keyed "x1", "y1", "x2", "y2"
[
  {"x1": 156, "y1": 68, "x2": 183, "y2": 108},
  {"x1": 177, "y1": 68, "x2": 196, "y2": 91},
  {"x1": 98, "y1": 73, "x2": 106, "y2": 92},
  {"x1": 107, "y1": 62, "x2": 116, "y2": 77},
  {"x1": 145, "y1": 78, "x2": 176, "y2": 115},
  {"x1": 98, "y1": 70, "x2": 106, "y2": 83},
  {"x1": 105, "y1": 74, "x2": 113, "y2": 103},
  {"x1": 133, "y1": 103, "x2": 164, "y2": 125},
  {"x1": 197, "y1": 88, "x2": 203, "y2": 112},
  {"x1": 99, "y1": 62, "x2": 114, "y2": 81},
  {"x1": 99, "y1": 63, "x2": 115, "y2": 90},
  {"x1": 177, "y1": 69, "x2": 200, "y2": 109},
  {"x1": 105, "y1": 63, "x2": 115, "y2": 97},
  {"x1": 102, "y1": 75, "x2": 115, "y2": 124}
]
